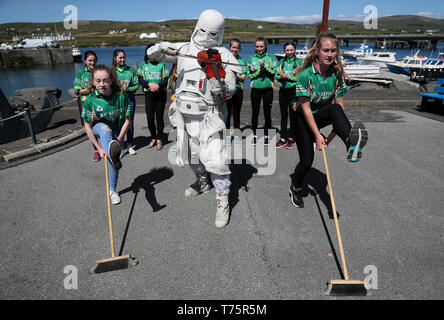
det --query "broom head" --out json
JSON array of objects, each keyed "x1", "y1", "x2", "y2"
[
  {"x1": 89, "y1": 254, "x2": 138, "y2": 274},
  {"x1": 325, "y1": 279, "x2": 369, "y2": 296}
]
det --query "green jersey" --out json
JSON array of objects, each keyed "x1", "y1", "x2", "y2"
[
  {"x1": 73, "y1": 66, "x2": 91, "y2": 101},
  {"x1": 115, "y1": 65, "x2": 139, "y2": 94},
  {"x1": 81, "y1": 89, "x2": 131, "y2": 132},
  {"x1": 247, "y1": 52, "x2": 278, "y2": 89},
  {"x1": 294, "y1": 62, "x2": 349, "y2": 113},
  {"x1": 276, "y1": 56, "x2": 303, "y2": 89},
  {"x1": 234, "y1": 56, "x2": 247, "y2": 89},
  {"x1": 74, "y1": 66, "x2": 91, "y2": 90},
  {"x1": 137, "y1": 61, "x2": 169, "y2": 93}
]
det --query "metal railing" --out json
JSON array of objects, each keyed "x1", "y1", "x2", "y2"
[{"x1": 1, "y1": 96, "x2": 81, "y2": 145}]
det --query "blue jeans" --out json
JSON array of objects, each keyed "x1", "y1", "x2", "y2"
[
  {"x1": 92, "y1": 122, "x2": 121, "y2": 191},
  {"x1": 126, "y1": 94, "x2": 136, "y2": 145}
]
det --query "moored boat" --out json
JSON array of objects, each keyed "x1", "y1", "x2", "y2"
[
  {"x1": 386, "y1": 50, "x2": 428, "y2": 76},
  {"x1": 72, "y1": 47, "x2": 82, "y2": 62},
  {"x1": 357, "y1": 51, "x2": 397, "y2": 68}
]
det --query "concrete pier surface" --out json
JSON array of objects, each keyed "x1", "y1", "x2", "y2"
[{"x1": 0, "y1": 90, "x2": 443, "y2": 300}]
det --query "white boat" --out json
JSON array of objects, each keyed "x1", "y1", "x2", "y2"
[
  {"x1": 357, "y1": 51, "x2": 397, "y2": 68},
  {"x1": 295, "y1": 47, "x2": 309, "y2": 60},
  {"x1": 343, "y1": 63, "x2": 380, "y2": 77},
  {"x1": 275, "y1": 47, "x2": 310, "y2": 62},
  {"x1": 386, "y1": 50, "x2": 428, "y2": 76},
  {"x1": 72, "y1": 47, "x2": 82, "y2": 62},
  {"x1": 343, "y1": 42, "x2": 373, "y2": 62}
]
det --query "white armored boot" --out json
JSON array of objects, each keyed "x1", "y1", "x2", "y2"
[
  {"x1": 215, "y1": 189, "x2": 230, "y2": 228},
  {"x1": 184, "y1": 172, "x2": 211, "y2": 197}
]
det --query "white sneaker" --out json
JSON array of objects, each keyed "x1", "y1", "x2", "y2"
[
  {"x1": 128, "y1": 146, "x2": 137, "y2": 155},
  {"x1": 110, "y1": 190, "x2": 121, "y2": 205}
]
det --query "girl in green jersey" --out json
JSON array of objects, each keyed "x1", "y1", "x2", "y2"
[
  {"x1": 276, "y1": 42, "x2": 303, "y2": 149},
  {"x1": 112, "y1": 49, "x2": 139, "y2": 156},
  {"x1": 137, "y1": 43, "x2": 169, "y2": 150},
  {"x1": 289, "y1": 33, "x2": 368, "y2": 208},
  {"x1": 226, "y1": 38, "x2": 247, "y2": 132},
  {"x1": 247, "y1": 37, "x2": 278, "y2": 145},
  {"x1": 73, "y1": 50, "x2": 100, "y2": 162},
  {"x1": 81, "y1": 65, "x2": 131, "y2": 205}
]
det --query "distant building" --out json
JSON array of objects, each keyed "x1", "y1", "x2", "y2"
[
  {"x1": 257, "y1": 25, "x2": 263, "y2": 29},
  {"x1": 31, "y1": 33, "x2": 75, "y2": 41}
]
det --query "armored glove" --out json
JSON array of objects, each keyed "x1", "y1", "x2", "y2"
[
  {"x1": 159, "y1": 43, "x2": 179, "y2": 56},
  {"x1": 209, "y1": 77, "x2": 227, "y2": 100}
]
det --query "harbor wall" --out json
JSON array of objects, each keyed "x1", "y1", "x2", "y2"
[{"x1": 0, "y1": 48, "x2": 73, "y2": 69}]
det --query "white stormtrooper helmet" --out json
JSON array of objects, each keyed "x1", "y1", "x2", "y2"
[{"x1": 191, "y1": 9, "x2": 225, "y2": 50}]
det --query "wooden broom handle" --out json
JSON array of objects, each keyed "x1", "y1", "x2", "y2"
[
  {"x1": 104, "y1": 155, "x2": 116, "y2": 258},
  {"x1": 321, "y1": 145, "x2": 349, "y2": 280}
]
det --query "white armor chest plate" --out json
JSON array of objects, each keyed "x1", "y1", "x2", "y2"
[{"x1": 175, "y1": 44, "x2": 215, "y2": 116}]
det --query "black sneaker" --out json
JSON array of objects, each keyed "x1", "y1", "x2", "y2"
[
  {"x1": 289, "y1": 185, "x2": 304, "y2": 208},
  {"x1": 275, "y1": 138, "x2": 287, "y2": 149},
  {"x1": 285, "y1": 138, "x2": 294, "y2": 150},
  {"x1": 108, "y1": 140, "x2": 122, "y2": 170},
  {"x1": 347, "y1": 121, "x2": 368, "y2": 163}
]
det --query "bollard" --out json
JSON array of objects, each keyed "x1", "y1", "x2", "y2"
[{"x1": 23, "y1": 105, "x2": 37, "y2": 145}]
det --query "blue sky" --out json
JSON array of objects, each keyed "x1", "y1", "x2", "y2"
[{"x1": 0, "y1": 0, "x2": 443, "y2": 24}]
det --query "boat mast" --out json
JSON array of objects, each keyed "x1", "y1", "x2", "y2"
[{"x1": 317, "y1": 0, "x2": 330, "y2": 35}]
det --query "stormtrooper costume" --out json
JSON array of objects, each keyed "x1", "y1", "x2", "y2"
[{"x1": 147, "y1": 9, "x2": 240, "y2": 228}]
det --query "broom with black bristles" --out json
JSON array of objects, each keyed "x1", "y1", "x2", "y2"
[
  {"x1": 89, "y1": 155, "x2": 138, "y2": 274},
  {"x1": 321, "y1": 145, "x2": 368, "y2": 296}
]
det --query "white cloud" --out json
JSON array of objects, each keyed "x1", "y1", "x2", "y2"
[
  {"x1": 416, "y1": 12, "x2": 444, "y2": 19},
  {"x1": 260, "y1": 14, "x2": 322, "y2": 24},
  {"x1": 254, "y1": 14, "x2": 371, "y2": 24}
]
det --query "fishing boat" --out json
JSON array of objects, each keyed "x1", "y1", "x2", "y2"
[
  {"x1": 409, "y1": 58, "x2": 444, "y2": 82},
  {"x1": 357, "y1": 51, "x2": 397, "y2": 68},
  {"x1": 295, "y1": 47, "x2": 309, "y2": 59},
  {"x1": 386, "y1": 50, "x2": 428, "y2": 76},
  {"x1": 343, "y1": 42, "x2": 373, "y2": 62},
  {"x1": 275, "y1": 47, "x2": 310, "y2": 62},
  {"x1": 72, "y1": 47, "x2": 82, "y2": 62}
]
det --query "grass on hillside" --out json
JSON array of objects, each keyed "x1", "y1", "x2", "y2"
[{"x1": 1, "y1": 15, "x2": 442, "y2": 47}]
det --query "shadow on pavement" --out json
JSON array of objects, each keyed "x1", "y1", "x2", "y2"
[{"x1": 117, "y1": 166, "x2": 174, "y2": 255}]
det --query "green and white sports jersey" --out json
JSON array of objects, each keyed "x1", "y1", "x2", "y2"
[
  {"x1": 235, "y1": 56, "x2": 247, "y2": 90},
  {"x1": 276, "y1": 56, "x2": 303, "y2": 89},
  {"x1": 137, "y1": 61, "x2": 169, "y2": 93},
  {"x1": 73, "y1": 66, "x2": 91, "y2": 101},
  {"x1": 73, "y1": 66, "x2": 91, "y2": 90},
  {"x1": 294, "y1": 62, "x2": 348, "y2": 113},
  {"x1": 81, "y1": 89, "x2": 131, "y2": 132},
  {"x1": 115, "y1": 65, "x2": 139, "y2": 94},
  {"x1": 247, "y1": 52, "x2": 278, "y2": 89}
]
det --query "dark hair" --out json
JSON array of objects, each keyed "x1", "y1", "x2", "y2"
[
  {"x1": 283, "y1": 41, "x2": 296, "y2": 51},
  {"x1": 83, "y1": 50, "x2": 97, "y2": 62},
  {"x1": 144, "y1": 42, "x2": 156, "y2": 63},
  {"x1": 85, "y1": 64, "x2": 121, "y2": 95},
  {"x1": 112, "y1": 49, "x2": 125, "y2": 69},
  {"x1": 255, "y1": 37, "x2": 267, "y2": 52},
  {"x1": 230, "y1": 38, "x2": 241, "y2": 50}
]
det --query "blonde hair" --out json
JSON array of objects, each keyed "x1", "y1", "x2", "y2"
[
  {"x1": 85, "y1": 64, "x2": 122, "y2": 96},
  {"x1": 296, "y1": 33, "x2": 348, "y2": 81}
]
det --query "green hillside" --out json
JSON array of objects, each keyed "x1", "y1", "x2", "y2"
[{"x1": 0, "y1": 15, "x2": 442, "y2": 47}]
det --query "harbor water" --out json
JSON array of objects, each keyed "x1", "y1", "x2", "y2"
[{"x1": 1, "y1": 42, "x2": 443, "y2": 98}]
